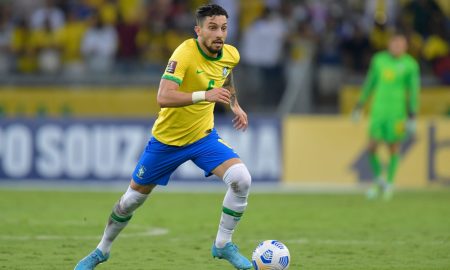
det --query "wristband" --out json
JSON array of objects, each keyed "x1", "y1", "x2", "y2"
[{"x1": 192, "y1": 91, "x2": 206, "y2": 104}]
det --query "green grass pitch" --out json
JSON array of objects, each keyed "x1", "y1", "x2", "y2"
[{"x1": 0, "y1": 188, "x2": 449, "y2": 269}]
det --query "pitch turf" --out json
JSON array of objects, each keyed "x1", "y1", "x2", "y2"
[{"x1": 0, "y1": 188, "x2": 449, "y2": 270}]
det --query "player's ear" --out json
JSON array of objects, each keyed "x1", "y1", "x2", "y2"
[{"x1": 194, "y1": 25, "x2": 201, "y2": 36}]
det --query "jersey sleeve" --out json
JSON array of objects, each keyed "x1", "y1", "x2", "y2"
[
  {"x1": 407, "y1": 59, "x2": 420, "y2": 115},
  {"x1": 359, "y1": 54, "x2": 379, "y2": 105},
  {"x1": 161, "y1": 42, "x2": 191, "y2": 85}
]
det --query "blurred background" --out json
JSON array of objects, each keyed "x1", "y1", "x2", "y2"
[{"x1": 0, "y1": 0, "x2": 449, "y2": 189}]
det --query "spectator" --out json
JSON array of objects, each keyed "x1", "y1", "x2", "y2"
[
  {"x1": 81, "y1": 12, "x2": 118, "y2": 74},
  {"x1": 400, "y1": 22, "x2": 424, "y2": 60},
  {"x1": 116, "y1": 13, "x2": 140, "y2": 72},
  {"x1": 316, "y1": 16, "x2": 345, "y2": 104},
  {"x1": 422, "y1": 32, "x2": 449, "y2": 62},
  {"x1": 240, "y1": 7, "x2": 287, "y2": 108},
  {"x1": 99, "y1": 0, "x2": 119, "y2": 26},
  {"x1": 116, "y1": 0, "x2": 141, "y2": 24},
  {"x1": 164, "y1": 24, "x2": 191, "y2": 55},
  {"x1": 364, "y1": 0, "x2": 398, "y2": 30},
  {"x1": 341, "y1": 23, "x2": 371, "y2": 72},
  {"x1": 10, "y1": 19, "x2": 37, "y2": 73},
  {"x1": 31, "y1": 18, "x2": 61, "y2": 74},
  {"x1": 0, "y1": 6, "x2": 13, "y2": 74},
  {"x1": 369, "y1": 21, "x2": 393, "y2": 51},
  {"x1": 136, "y1": 21, "x2": 169, "y2": 70},
  {"x1": 69, "y1": 0, "x2": 96, "y2": 20},
  {"x1": 11, "y1": 0, "x2": 45, "y2": 22},
  {"x1": 30, "y1": 0, "x2": 65, "y2": 31},
  {"x1": 278, "y1": 21, "x2": 316, "y2": 114},
  {"x1": 239, "y1": 0, "x2": 265, "y2": 32},
  {"x1": 404, "y1": 0, "x2": 445, "y2": 38},
  {"x1": 56, "y1": 9, "x2": 87, "y2": 76}
]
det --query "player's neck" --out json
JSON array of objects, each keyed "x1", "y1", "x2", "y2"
[{"x1": 390, "y1": 52, "x2": 404, "y2": 59}]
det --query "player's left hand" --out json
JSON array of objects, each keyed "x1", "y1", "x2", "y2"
[{"x1": 231, "y1": 104, "x2": 248, "y2": 131}]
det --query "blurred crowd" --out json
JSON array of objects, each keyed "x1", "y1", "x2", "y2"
[{"x1": 0, "y1": 0, "x2": 449, "y2": 110}]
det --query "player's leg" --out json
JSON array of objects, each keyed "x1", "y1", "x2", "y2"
[
  {"x1": 211, "y1": 158, "x2": 252, "y2": 269},
  {"x1": 212, "y1": 158, "x2": 251, "y2": 248},
  {"x1": 366, "y1": 140, "x2": 384, "y2": 199},
  {"x1": 367, "y1": 118, "x2": 385, "y2": 199},
  {"x1": 387, "y1": 143, "x2": 401, "y2": 184},
  {"x1": 368, "y1": 140, "x2": 382, "y2": 181},
  {"x1": 384, "y1": 142, "x2": 400, "y2": 200},
  {"x1": 96, "y1": 181, "x2": 155, "y2": 255},
  {"x1": 190, "y1": 129, "x2": 252, "y2": 269},
  {"x1": 382, "y1": 117, "x2": 407, "y2": 200},
  {"x1": 75, "y1": 137, "x2": 188, "y2": 269},
  {"x1": 74, "y1": 181, "x2": 155, "y2": 270}
]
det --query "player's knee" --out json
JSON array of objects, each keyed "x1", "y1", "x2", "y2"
[
  {"x1": 224, "y1": 163, "x2": 252, "y2": 197},
  {"x1": 115, "y1": 187, "x2": 148, "y2": 217}
]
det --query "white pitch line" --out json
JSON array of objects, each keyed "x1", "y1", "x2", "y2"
[
  {"x1": 282, "y1": 239, "x2": 448, "y2": 246},
  {"x1": 0, "y1": 227, "x2": 168, "y2": 241}
]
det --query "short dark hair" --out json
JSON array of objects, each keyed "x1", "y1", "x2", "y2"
[{"x1": 195, "y1": 4, "x2": 228, "y2": 26}]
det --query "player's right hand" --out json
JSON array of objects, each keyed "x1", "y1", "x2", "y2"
[{"x1": 205, "y1": 88, "x2": 231, "y2": 105}]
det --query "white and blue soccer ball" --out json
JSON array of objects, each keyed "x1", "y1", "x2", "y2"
[{"x1": 251, "y1": 240, "x2": 290, "y2": 270}]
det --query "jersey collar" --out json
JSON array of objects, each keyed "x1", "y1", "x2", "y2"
[{"x1": 195, "y1": 39, "x2": 223, "y2": 61}]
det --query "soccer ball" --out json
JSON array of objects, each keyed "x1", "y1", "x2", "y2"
[{"x1": 251, "y1": 240, "x2": 290, "y2": 270}]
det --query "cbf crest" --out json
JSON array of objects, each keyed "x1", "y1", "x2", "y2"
[
  {"x1": 136, "y1": 165, "x2": 146, "y2": 179},
  {"x1": 222, "y1": 67, "x2": 229, "y2": 78}
]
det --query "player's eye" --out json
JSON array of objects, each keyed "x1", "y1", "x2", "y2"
[
  {"x1": 221, "y1": 26, "x2": 227, "y2": 31},
  {"x1": 209, "y1": 26, "x2": 217, "y2": 30}
]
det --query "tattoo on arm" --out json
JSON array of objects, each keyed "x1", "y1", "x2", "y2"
[{"x1": 224, "y1": 71, "x2": 237, "y2": 108}]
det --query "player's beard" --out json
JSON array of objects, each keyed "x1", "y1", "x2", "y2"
[{"x1": 204, "y1": 39, "x2": 223, "y2": 54}]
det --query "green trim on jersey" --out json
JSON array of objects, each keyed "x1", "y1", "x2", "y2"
[
  {"x1": 162, "y1": 74, "x2": 182, "y2": 85},
  {"x1": 222, "y1": 207, "x2": 243, "y2": 217},
  {"x1": 195, "y1": 39, "x2": 223, "y2": 61}
]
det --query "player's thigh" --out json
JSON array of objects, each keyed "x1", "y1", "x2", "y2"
[
  {"x1": 369, "y1": 117, "x2": 385, "y2": 141},
  {"x1": 386, "y1": 117, "x2": 407, "y2": 143},
  {"x1": 132, "y1": 138, "x2": 190, "y2": 186},
  {"x1": 191, "y1": 130, "x2": 240, "y2": 178}
]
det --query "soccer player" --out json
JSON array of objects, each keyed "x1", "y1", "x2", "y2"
[
  {"x1": 353, "y1": 33, "x2": 420, "y2": 200},
  {"x1": 74, "y1": 4, "x2": 253, "y2": 270}
]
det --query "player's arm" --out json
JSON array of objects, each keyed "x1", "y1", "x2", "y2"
[
  {"x1": 407, "y1": 61, "x2": 420, "y2": 117},
  {"x1": 223, "y1": 71, "x2": 248, "y2": 131},
  {"x1": 358, "y1": 58, "x2": 378, "y2": 107},
  {"x1": 405, "y1": 60, "x2": 420, "y2": 136},
  {"x1": 352, "y1": 57, "x2": 377, "y2": 121},
  {"x1": 157, "y1": 79, "x2": 232, "y2": 108}
]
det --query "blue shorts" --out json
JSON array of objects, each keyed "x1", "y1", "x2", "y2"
[{"x1": 132, "y1": 129, "x2": 239, "y2": 186}]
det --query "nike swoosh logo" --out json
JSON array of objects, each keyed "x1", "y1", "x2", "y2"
[{"x1": 196, "y1": 70, "x2": 204, "y2": 74}]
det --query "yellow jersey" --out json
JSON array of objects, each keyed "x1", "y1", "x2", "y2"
[{"x1": 152, "y1": 38, "x2": 240, "y2": 146}]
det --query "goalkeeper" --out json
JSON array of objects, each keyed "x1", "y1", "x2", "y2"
[{"x1": 353, "y1": 33, "x2": 420, "y2": 200}]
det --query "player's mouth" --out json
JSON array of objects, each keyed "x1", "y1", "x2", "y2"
[{"x1": 212, "y1": 40, "x2": 223, "y2": 46}]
